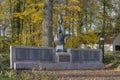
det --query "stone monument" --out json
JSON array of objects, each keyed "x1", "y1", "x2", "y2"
[
  {"x1": 54, "y1": 13, "x2": 68, "y2": 52},
  {"x1": 10, "y1": 13, "x2": 105, "y2": 70},
  {"x1": 54, "y1": 13, "x2": 72, "y2": 64}
]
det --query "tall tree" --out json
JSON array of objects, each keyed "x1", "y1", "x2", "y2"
[
  {"x1": 42, "y1": 0, "x2": 53, "y2": 47},
  {"x1": 11, "y1": 0, "x2": 21, "y2": 44}
]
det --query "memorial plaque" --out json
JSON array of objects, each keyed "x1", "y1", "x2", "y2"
[
  {"x1": 91, "y1": 51, "x2": 100, "y2": 61},
  {"x1": 16, "y1": 48, "x2": 30, "y2": 61},
  {"x1": 59, "y1": 55, "x2": 70, "y2": 62},
  {"x1": 40, "y1": 49, "x2": 54, "y2": 61},
  {"x1": 71, "y1": 49, "x2": 100, "y2": 62},
  {"x1": 31, "y1": 49, "x2": 41, "y2": 61},
  {"x1": 15, "y1": 48, "x2": 55, "y2": 62}
]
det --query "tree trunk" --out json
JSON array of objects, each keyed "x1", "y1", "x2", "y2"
[
  {"x1": 12, "y1": 0, "x2": 21, "y2": 44},
  {"x1": 42, "y1": 0, "x2": 53, "y2": 47}
]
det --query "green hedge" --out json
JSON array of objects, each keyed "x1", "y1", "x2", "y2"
[{"x1": 104, "y1": 51, "x2": 120, "y2": 69}]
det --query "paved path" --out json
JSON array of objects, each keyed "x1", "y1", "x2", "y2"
[{"x1": 46, "y1": 69, "x2": 120, "y2": 80}]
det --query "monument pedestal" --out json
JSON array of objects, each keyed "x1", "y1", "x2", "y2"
[{"x1": 55, "y1": 52, "x2": 72, "y2": 63}]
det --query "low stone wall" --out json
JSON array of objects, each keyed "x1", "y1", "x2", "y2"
[
  {"x1": 10, "y1": 46, "x2": 105, "y2": 70},
  {"x1": 10, "y1": 46, "x2": 56, "y2": 69}
]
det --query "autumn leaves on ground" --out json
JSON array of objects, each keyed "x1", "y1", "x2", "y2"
[{"x1": 49, "y1": 70, "x2": 120, "y2": 80}]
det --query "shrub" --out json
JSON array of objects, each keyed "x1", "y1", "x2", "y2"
[{"x1": 0, "y1": 52, "x2": 10, "y2": 70}]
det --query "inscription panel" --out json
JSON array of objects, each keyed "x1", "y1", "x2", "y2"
[
  {"x1": 16, "y1": 48, "x2": 30, "y2": 60},
  {"x1": 59, "y1": 55, "x2": 70, "y2": 62},
  {"x1": 71, "y1": 49, "x2": 100, "y2": 62},
  {"x1": 15, "y1": 47, "x2": 55, "y2": 62}
]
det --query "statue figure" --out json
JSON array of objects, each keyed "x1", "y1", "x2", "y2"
[{"x1": 54, "y1": 13, "x2": 68, "y2": 52}]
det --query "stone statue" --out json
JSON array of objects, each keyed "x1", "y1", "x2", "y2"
[{"x1": 54, "y1": 13, "x2": 68, "y2": 52}]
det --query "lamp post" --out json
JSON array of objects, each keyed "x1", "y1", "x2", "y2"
[
  {"x1": 99, "y1": 35, "x2": 104, "y2": 63},
  {"x1": 101, "y1": 0, "x2": 105, "y2": 63}
]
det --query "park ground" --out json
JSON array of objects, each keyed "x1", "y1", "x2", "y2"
[{"x1": 46, "y1": 69, "x2": 120, "y2": 80}]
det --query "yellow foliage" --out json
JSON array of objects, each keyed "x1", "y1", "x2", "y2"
[
  {"x1": 26, "y1": 0, "x2": 32, "y2": 4},
  {"x1": 34, "y1": 39, "x2": 42, "y2": 46},
  {"x1": 78, "y1": 31, "x2": 98, "y2": 44},
  {"x1": 36, "y1": 3, "x2": 44, "y2": 7},
  {"x1": 31, "y1": 11, "x2": 43, "y2": 23},
  {"x1": 22, "y1": 10, "x2": 31, "y2": 17},
  {"x1": 63, "y1": 5, "x2": 81, "y2": 12},
  {"x1": 0, "y1": 14, "x2": 6, "y2": 19},
  {"x1": 65, "y1": 36, "x2": 80, "y2": 48},
  {"x1": 53, "y1": 6, "x2": 59, "y2": 11},
  {"x1": 67, "y1": 6, "x2": 81, "y2": 12},
  {"x1": 70, "y1": 0, "x2": 79, "y2": 3},
  {"x1": 13, "y1": 13, "x2": 22, "y2": 19}
]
